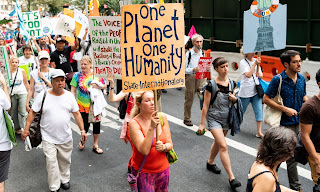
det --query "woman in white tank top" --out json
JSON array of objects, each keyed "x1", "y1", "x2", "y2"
[{"x1": 9, "y1": 56, "x2": 29, "y2": 134}]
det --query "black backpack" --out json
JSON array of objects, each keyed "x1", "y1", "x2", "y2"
[{"x1": 118, "y1": 92, "x2": 131, "y2": 119}]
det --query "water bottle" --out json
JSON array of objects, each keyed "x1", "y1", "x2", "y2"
[{"x1": 196, "y1": 129, "x2": 206, "y2": 135}]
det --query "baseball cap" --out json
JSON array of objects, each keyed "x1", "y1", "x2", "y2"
[
  {"x1": 56, "y1": 37, "x2": 66, "y2": 43},
  {"x1": 50, "y1": 69, "x2": 66, "y2": 78},
  {"x1": 38, "y1": 50, "x2": 50, "y2": 60}
]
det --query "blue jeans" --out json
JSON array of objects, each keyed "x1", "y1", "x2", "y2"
[{"x1": 240, "y1": 94, "x2": 263, "y2": 121}]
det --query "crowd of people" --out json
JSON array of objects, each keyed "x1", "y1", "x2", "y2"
[{"x1": 0, "y1": 20, "x2": 319, "y2": 192}]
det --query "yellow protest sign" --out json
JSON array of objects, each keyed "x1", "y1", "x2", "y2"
[
  {"x1": 121, "y1": 4, "x2": 185, "y2": 92},
  {"x1": 64, "y1": 8, "x2": 74, "y2": 18}
]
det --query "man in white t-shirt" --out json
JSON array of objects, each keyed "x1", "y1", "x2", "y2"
[
  {"x1": 0, "y1": 72, "x2": 11, "y2": 192},
  {"x1": 22, "y1": 69, "x2": 87, "y2": 192},
  {"x1": 18, "y1": 45, "x2": 39, "y2": 80}
]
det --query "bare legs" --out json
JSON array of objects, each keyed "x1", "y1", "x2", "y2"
[
  {"x1": 208, "y1": 129, "x2": 235, "y2": 181},
  {"x1": 0, "y1": 181, "x2": 4, "y2": 192},
  {"x1": 256, "y1": 121, "x2": 263, "y2": 137}
]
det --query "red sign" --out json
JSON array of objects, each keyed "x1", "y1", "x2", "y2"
[{"x1": 195, "y1": 57, "x2": 212, "y2": 79}]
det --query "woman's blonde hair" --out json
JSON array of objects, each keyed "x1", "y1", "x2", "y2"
[
  {"x1": 9, "y1": 56, "x2": 19, "y2": 67},
  {"x1": 130, "y1": 90, "x2": 154, "y2": 118},
  {"x1": 81, "y1": 55, "x2": 93, "y2": 68}
]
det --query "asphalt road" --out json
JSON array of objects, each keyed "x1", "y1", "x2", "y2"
[{"x1": 5, "y1": 88, "x2": 314, "y2": 192}]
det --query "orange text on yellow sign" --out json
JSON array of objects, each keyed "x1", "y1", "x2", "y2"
[{"x1": 121, "y1": 3, "x2": 185, "y2": 92}]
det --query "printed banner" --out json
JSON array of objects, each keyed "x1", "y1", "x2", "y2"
[
  {"x1": 243, "y1": 1, "x2": 287, "y2": 54},
  {"x1": 22, "y1": 11, "x2": 42, "y2": 37},
  {"x1": 0, "y1": 46, "x2": 11, "y2": 87},
  {"x1": 89, "y1": 16, "x2": 121, "y2": 78},
  {"x1": 0, "y1": 10, "x2": 18, "y2": 21},
  {"x1": 195, "y1": 57, "x2": 212, "y2": 79},
  {"x1": 55, "y1": 15, "x2": 75, "y2": 37},
  {"x1": 121, "y1": 3, "x2": 185, "y2": 92}
]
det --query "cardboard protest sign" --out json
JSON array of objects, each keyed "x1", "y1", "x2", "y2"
[
  {"x1": 0, "y1": 46, "x2": 11, "y2": 87},
  {"x1": 64, "y1": 8, "x2": 74, "y2": 18},
  {"x1": 55, "y1": 15, "x2": 75, "y2": 37},
  {"x1": 89, "y1": 16, "x2": 121, "y2": 78},
  {"x1": 243, "y1": 0, "x2": 287, "y2": 54},
  {"x1": 74, "y1": 9, "x2": 90, "y2": 39},
  {"x1": 195, "y1": 57, "x2": 212, "y2": 79},
  {"x1": 22, "y1": 11, "x2": 42, "y2": 37},
  {"x1": 121, "y1": 4, "x2": 185, "y2": 92},
  {"x1": 41, "y1": 18, "x2": 54, "y2": 35}
]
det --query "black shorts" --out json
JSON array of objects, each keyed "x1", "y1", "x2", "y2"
[{"x1": 0, "y1": 150, "x2": 11, "y2": 183}]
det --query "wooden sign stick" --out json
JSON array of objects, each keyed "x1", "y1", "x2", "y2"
[{"x1": 154, "y1": 89, "x2": 159, "y2": 141}]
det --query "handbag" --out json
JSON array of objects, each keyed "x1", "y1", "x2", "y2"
[
  {"x1": 88, "y1": 101, "x2": 101, "y2": 123},
  {"x1": 294, "y1": 131, "x2": 308, "y2": 165},
  {"x1": 127, "y1": 130, "x2": 155, "y2": 191},
  {"x1": 3, "y1": 109, "x2": 17, "y2": 146},
  {"x1": 118, "y1": 92, "x2": 131, "y2": 119},
  {"x1": 263, "y1": 75, "x2": 283, "y2": 127},
  {"x1": 29, "y1": 90, "x2": 47, "y2": 148},
  {"x1": 158, "y1": 112, "x2": 178, "y2": 164},
  {"x1": 244, "y1": 59, "x2": 264, "y2": 98}
]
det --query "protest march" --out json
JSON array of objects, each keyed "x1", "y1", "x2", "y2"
[{"x1": 0, "y1": 0, "x2": 319, "y2": 192}]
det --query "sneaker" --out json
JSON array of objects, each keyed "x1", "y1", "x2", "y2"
[
  {"x1": 183, "y1": 120, "x2": 193, "y2": 126},
  {"x1": 229, "y1": 178, "x2": 241, "y2": 190},
  {"x1": 206, "y1": 162, "x2": 221, "y2": 174},
  {"x1": 176, "y1": 87, "x2": 182, "y2": 90},
  {"x1": 162, "y1": 89, "x2": 167, "y2": 93}
]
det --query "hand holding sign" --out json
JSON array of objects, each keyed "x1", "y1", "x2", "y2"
[{"x1": 195, "y1": 57, "x2": 212, "y2": 79}]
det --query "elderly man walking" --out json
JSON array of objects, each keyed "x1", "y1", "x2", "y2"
[
  {"x1": 184, "y1": 34, "x2": 206, "y2": 126},
  {"x1": 22, "y1": 69, "x2": 87, "y2": 192}
]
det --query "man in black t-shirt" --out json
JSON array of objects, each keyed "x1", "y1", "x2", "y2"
[
  {"x1": 300, "y1": 69, "x2": 320, "y2": 187},
  {"x1": 50, "y1": 31, "x2": 79, "y2": 88}
]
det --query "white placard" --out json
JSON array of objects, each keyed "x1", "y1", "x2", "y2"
[{"x1": 54, "y1": 15, "x2": 75, "y2": 37}]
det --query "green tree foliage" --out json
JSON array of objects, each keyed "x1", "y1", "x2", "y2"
[{"x1": 29, "y1": 0, "x2": 69, "y2": 15}]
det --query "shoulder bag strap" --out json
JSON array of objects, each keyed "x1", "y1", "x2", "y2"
[
  {"x1": 126, "y1": 92, "x2": 131, "y2": 104},
  {"x1": 10, "y1": 68, "x2": 19, "y2": 96},
  {"x1": 244, "y1": 59, "x2": 259, "y2": 85},
  {"x1": 158, "y1": 112, "x2": 164, "y2": 126},
  {"x1": 137, "y1": 130, "x2": 155, "y2": 176},
  {"x1": 276, "y1": 75, "x2": 283, "y2": 103},
  {"x1": 37, "y1": 90, "x2": 47, "y2": 124}
]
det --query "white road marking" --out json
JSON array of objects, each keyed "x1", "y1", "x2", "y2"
[{"x1": 104, "y1": 104, "x2": 312, "y2": 181}]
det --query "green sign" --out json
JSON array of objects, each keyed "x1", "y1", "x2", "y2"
[{"x1": 22, "y1": 11, "x2": 42, "y2": 37}]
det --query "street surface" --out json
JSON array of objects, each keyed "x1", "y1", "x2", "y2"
[{"x1": 6, "y1": 88, "x2": 314, "y2": 192}]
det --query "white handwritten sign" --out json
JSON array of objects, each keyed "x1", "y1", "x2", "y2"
[
  {"x1": 89, "y1": 16, "x2": 121, "y2": 79},
  {"x1": 55, "y1": 15, "x2": 75, "y2": 37}
]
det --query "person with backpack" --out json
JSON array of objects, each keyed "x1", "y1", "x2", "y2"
[
  {"x1": 184, "y1": 34, "x2": 206, "y2": 126},
  {"x1": 197, "y1": 57, "x2": 241, "y2": 191}
]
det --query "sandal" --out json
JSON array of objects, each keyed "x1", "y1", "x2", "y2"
[
  {"x1": 79, "y1": 140, "x2": 85, "y2": 151},
  {"x1": 92, "y1": 147, "x2": 103, "y2": 154}
]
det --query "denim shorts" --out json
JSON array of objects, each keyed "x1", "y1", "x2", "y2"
[{"x1": 240, "y1": 94, "x2": 263, "y2": 121}]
